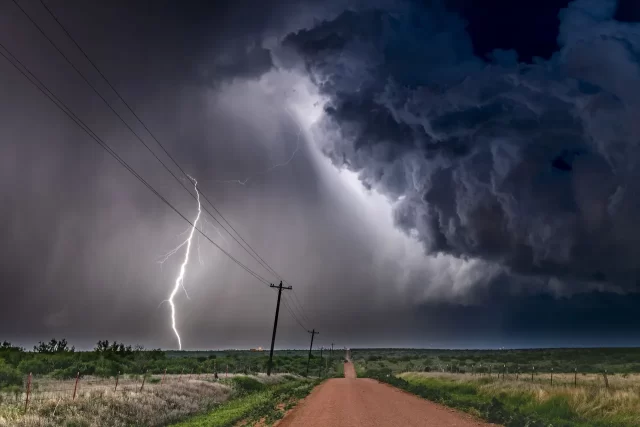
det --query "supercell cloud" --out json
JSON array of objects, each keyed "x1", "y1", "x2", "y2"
[
  {"x1": 3, "y1": 0, "x2": 640, "y2": 349},
  {"x1": 275, "y1": 0, "x2": 640, "y2": 295}
]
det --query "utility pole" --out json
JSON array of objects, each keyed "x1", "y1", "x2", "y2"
[
  {"x1": 267, "y1": 281, "x2": 292, "y2": 376},
  {"x1": 306, "y1": 329, "x2": 319, "y2": 377}
]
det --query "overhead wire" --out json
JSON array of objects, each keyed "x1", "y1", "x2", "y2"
[
  {"x1": 33, "y1": 0, "x2": 294, "y2": 289},
  {"x1": 0, "y1": 42, "x2": 273, "y2": 287},
  {"x1": 281, "y1": 295, "x2": 310, "y2": 332},
  {"x1": 290, "y1": 289, "x2": 312, "y2": 325},
  {"x1": 12, "y1": 0, "x2": 286, "y2": 290},
  {"x1": 12, "y1": 0, "x2": 318, "y2": 331},
  {"x1": 37, "y1": 0, "x2": 319, "y2": 333}
]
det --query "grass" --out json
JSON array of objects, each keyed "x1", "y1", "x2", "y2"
[
  {"x1": 170, "y1": 378, "x2": 318, "y2": 427},
  {"x1": 352, "y1": 347, "x2": 640, "y2": 375},
  {"x1": 367, "y1": 371, "x2": 640, "y2": 427},
  {"x1": 0, "y1": 374, "x2": 301, "y2": 427}
]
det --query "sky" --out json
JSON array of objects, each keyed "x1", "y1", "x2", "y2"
[{"x1": 1, "y1": 0, "x2": 640, "y2": 351}]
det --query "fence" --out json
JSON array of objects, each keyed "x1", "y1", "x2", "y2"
[
  {"x1": 389, "y1": 364, "x2": 630, "y2": 390},
  {"x1": 12, "y1": 365, "x2": 292, "y2": 413}
]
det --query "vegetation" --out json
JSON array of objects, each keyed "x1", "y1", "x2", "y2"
[
  {"x1": 352, "y1": 347, "x2": 640, "y2": 375},
  {"x1": 363, "y1": 368, "x2": 640, "y2": 426},
  {"x1": 0, "y1": 374, "x2": 233, "y2": 426},
  {"x1": 0, "y1": 372, "x2": 313, "y2": 426},
  {"x1": 0, "y1": 338, "x2": 333, "y2": 426},
  {"x1": 0, "y1": 339, "x2": 342, "y2": 391},
  {"x1": 170, "y1": 377, "x2": 318, "y2": 427}
]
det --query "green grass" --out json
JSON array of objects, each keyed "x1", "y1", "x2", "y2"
[
  {"x1": 366, "y1": 371, "x2": 640, "y2": 427},
  {"x1": 170, "y1": 379, "x2": 318, "y2": 427},
  {"x1": 352, "y1": 348, "x2": 640, "y2": 375},
  {"x1": 171, "y1": 391, "x2": 273, "y2": 427}
]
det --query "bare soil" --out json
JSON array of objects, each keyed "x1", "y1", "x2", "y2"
[{"x1": 276, "y1": 362, "x2": 497, "y2": 427}]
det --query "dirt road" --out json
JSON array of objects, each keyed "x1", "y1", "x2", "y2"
[{"x1": 278, "y1": 362, "x2": 494, "y2": 427}]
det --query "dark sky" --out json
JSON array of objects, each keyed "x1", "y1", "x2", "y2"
[{"x1": 1, "y1": 0, "x2": 640, "y2": 351}]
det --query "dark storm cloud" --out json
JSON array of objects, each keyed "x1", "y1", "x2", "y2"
[
  {"x1": 0, "y1": 0, "x2": 428, "y2": 349},
  {"x1": 4, "y1": 0, "x2": 640, "y2": 352},
  {"x1": 275, "y1": 0, "x2": 640, "y2": 295}
]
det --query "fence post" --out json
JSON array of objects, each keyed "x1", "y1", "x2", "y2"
[
  {"x1": 161, "y1": 368, "x2": 167, "y2": 386},
  {"x1": 24, "y1": 372, "x2": 32, "y2": 413},
  {"x1": 140, "y1": 371, "x2": 148, "y2": 392},
  {"x1": 551, "y1": 368, "x2": 553, "y2": 386},
  {"x1": 603, "y1": 369, "x2": 609, "y2": 389},
  {"x1": 503, "y1": 364, "x2": 506, "y2": 380},
  {"x1": 574, "y1": 368, "x2": 577, "y2": 387},
  {"x1": 179, "y1": 368, "x2": 184, "y2": 382},
  {"x1": 72, "y1": 371, "x2": 80, "y2": 400},
  {"x1": 114, "y1": 371, "x2": 120, "y2": 392},
  {"x1": 226, "y1": 364, "x2": 228, "y2": 378},
  {"x1": 189, "y1": 369, "x2": 193, "y2": 381},
  {"x1": 531, "y1": 366, "x2": 535, "y2": 382}
]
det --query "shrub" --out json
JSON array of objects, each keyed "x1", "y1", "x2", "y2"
[
  {"x1": 0, "y1": 360, "x2": 22, "y2": 389},
  {"x1": 232, "y1": 376, "x2": 266, "y2": 395},
  {"x1": 17, "y1": 357, "x2": 51, "y2": 375}
]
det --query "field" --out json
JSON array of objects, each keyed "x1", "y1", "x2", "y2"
[
  {"x1": 6, "y1": 343, "x2": 639, "y2": 425},
  {"x1": 0, "y1": 340, "x2": 340, "y2": 426},
  {"x1": 354, "y1": 348, "x2": 640, "y2": 427},
  {"x1": 352, "y1": 347, "x2": 640, "y2": 375},
  {"x1": 0, "y1": 373, "x2": 314, "y2": 426}
]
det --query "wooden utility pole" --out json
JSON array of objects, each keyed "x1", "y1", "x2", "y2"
[
  {"x1": 306, "y1": 329, "x2": 319, "y2": 377},
  {"x1": 267, "y1": 281, "x2": 292, "y2": 376}
]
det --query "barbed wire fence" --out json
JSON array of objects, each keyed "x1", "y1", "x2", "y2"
[
  {"x1": 12, "y1": 364, "x2": 293, "y2": 413},
  {"x1": 360, "y1": 360, "x2": 638, "y2": 390}
]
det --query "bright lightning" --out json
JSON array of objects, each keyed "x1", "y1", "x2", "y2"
[{"x1": 161, "y1": 175, "x2": 202, "y2": 350}]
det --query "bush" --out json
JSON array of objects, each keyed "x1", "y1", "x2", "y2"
[
  {"x1": 0, "y1": 359, "x2": 22, "y2": 389},
  {"x1": 365, "y1": 368, "x2": 392, "y2": 378},
  {"x1": 17, "y1": 357, "x2": 52, "y2": 375},
  {"x1": 232, "y1": 376, "x2": 266, "y2": 395}
]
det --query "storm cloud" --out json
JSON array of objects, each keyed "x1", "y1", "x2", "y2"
[
  {"x1": 2, "y1": 0, "x2": 640, "y2": 350},
  {"x1": 275, "y1": 0, "x2": 640, "y2": 295}
]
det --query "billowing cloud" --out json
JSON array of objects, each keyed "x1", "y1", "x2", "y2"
[
  {"x1": 274, "y1": 0, "x2": 640, "y2": 294},
  {"x1": 4, "y1": 0, "x2": 640, "y2": 350}
]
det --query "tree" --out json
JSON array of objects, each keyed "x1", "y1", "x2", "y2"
[
  {"x1": 95, "y1": 340, "x2": 133, "y2": 356},
  {"x1": 34, "y1": 338, "x2": 74, "y2": 353}
]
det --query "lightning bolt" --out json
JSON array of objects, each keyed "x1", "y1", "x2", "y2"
[
  {"x1": 160, "y1": 175, "x2": 202, "y2": 350},
  {"x1": 213, "y1": 107, "x2": 303, "y2": 186}
]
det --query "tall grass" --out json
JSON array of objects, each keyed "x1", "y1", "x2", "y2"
[
  {"x1": 0, "y1": 374, "x2": 296, "y2": 427},
  {"x1": 395, "y1": 372, "x2": 640, "y2": 426}
]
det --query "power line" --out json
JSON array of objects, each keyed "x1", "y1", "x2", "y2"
[
  {"x1": 286, "y1": 291, "x2": 312, "y2": 327},
  {"x1": 12, "y1": 0, "x2": 283, "y2": 288},
  {"x1": 34, "y1": 0, "x2": 294, "y2": 289},
  {"x1": 291, "y1": 289, "x2": 312, "y2": 325},
  {"x1": 34, "y1": 0, "x2": 320, "y2": 330},
  {"x1": 18, "y1": 0, "x2": 317, "y2": 328},
  {"x1": 281, "y1": 294, "x2": 309, "y2": 332},
  {"x1": 0, "y1": 42, "x2": 273, "y2": 288}
]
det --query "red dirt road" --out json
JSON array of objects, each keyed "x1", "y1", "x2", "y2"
[{"x1": 277, "y1": 362, "x2": 495, "y2": 427}]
